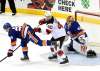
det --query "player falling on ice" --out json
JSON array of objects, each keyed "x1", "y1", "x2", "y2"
[
  {"x1": 39, "y1": 12, "x2": 68, "y2": 64},
  {"x1": 63, "y1": 16, "x2": 97, "y2": 57},
  {"x1": 3, "y1": 23, "x2": 51, "y2": 61}
]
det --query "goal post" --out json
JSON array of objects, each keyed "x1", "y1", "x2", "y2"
[{"x1": 75, "y1": 10, "x2": 100, "y2": 21}]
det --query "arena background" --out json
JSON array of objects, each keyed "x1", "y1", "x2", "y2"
[{"x1": 0, "y1": 0, "x2": 99, "y2": 24}]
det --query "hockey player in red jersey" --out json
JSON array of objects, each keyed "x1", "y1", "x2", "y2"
[
  {"x1": 39, "y1": 12, "x2": 69, "y2": 64},
  {"x1": 63, "y1": 16, "x2": 97, "y2": 57},
  {"x1": 3, "y1": 23, "x2": 51, "y2": 60}
]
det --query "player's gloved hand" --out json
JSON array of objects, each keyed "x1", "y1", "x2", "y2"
[
  {"x1": 46, "y1": 29, "x2": 52, "y2": 35},
  {"x1": 7, "y1": 49, "x2": 13, "y2": 57},
  {"x1": 39, "y1": 19, "x2": 46, "y2": 25},
  {"x1": 34, "y1": 27, "x2": 41, "y2": 33}
]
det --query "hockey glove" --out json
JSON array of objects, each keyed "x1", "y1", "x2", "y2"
[
  {"x1": 87, "y1": 50, "x2": 97, "y2": 58},
  {"x1": 7, "y1": 49, "x2": 13, "y2": 57},
  {"x1": 34, "y1": 27, "x2": 41, "y2": 33},
  {"x1": 46, "y1": 29, "x2": 52, "y2": 34}
]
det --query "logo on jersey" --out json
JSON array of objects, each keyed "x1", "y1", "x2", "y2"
[{"x1": 47, "y1": 24, "x2": 53, "y2": 29}]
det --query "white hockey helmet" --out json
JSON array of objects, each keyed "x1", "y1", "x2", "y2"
[{"x1": 44, "y1": 11, "x2": 52, "y2": 21}]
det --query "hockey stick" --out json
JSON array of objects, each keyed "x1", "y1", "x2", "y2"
[{"x1": 0, "y1": 45, "x2": 20, "y2": 62}]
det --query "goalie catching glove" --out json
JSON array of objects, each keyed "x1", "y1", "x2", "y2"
[
  {"x1": 7, "y1": 49, "x2": 13, "y2": 57},
  {"x1": 87, "y1": 50, "x2": 97, "y2": 58}
]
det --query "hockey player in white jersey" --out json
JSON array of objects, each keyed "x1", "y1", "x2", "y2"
[
  {"x1": 63, "y1": 16, "x2": 97, "y2": 57},
  {"x1": 39, "y1": 12, "x2": 68, "y2": 64}
]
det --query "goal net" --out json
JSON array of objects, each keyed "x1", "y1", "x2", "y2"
[{"x1": 75, "y1": 10, "x2": 100, "y2": 47}]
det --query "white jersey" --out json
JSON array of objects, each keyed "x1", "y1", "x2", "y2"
[{"x1": 48, "y1": 18, "x2": 66, "y2": 39}]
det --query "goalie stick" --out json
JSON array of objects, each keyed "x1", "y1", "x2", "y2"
[{"x1": 0, "y1": 45, "x2": 20, "y2": 62}]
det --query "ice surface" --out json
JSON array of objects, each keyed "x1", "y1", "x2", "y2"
[{"x1": 0, "y1": 13, "x2": 100, "y2": 71}]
